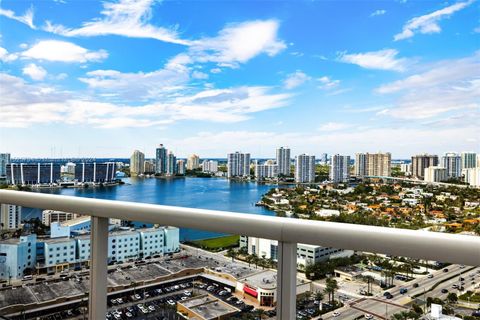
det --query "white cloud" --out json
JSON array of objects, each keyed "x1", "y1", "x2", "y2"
[
  {"x1": 22, "y1": 63, "x2": 47, "y2": 81},
  {"x1": 283, "y1": 70, "x2": 311, "y2": 89},
  {"x1": 0, "y1": 47, "x2": 18, "y2": 62},
  {"x1": 180, "y1": 20, "x2": 286, "y2": 68},
  {"x1": 318, "y1": 122, "x2": 351, "y2": 131},
  {"x1": 22, "y1": 40, "x2": 108, "y2": 63},
  {"x1": 313, "y1": 54, "x2": 328, "y2": 60},
  {"x1": 370, "y1": 10, "x2": 386, "y2": 17},
  {"x1": 79, "y1": 66, "x2": 190, "y2": 101},
  {"x1": 375, "y1": 53, "x2": 480, "y2": 120},
  {"x1": 290, "y1": 51, "x2": 304, "y2": 57},
  {"x1": 210, "y1": 68, "x2": 222, "y2": 74},
  {"x1": 376, "y1": 53, "x2": 480, "y2": 93},
  {"x1": 337, "y1": 49, "x2": 409, "y2": 72},
  {"x1": 0, "y1": 5, "x2": 35, "y2": 29},
  {"x1": 42, "y1": 0, "x2": 188, "y2": 45},
  {"x1": 55, "y1": 73, "x2": 68, "y2": 80},
  {"x1": 1, "y1": 72, "x2": 291, "y2": 128},
  {"x1": 317, "y1": 76, "x2": 340, "y2": 89},
  {"x1": 394, "y1": 0, "x2": 474, "y2": 41},
  {"x1": 191, "y1": 70, "x2": 209, "y2": 80}
]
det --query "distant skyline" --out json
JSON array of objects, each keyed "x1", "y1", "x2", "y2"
[{"x1": 0, "y1": 0, "x2": 479, "y2": 158}]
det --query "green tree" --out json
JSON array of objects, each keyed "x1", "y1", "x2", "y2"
[
  {"x1": 226, "y1": 248, "x2": 237, "y2": 262},
  {"x1": 324, "y1": 278, "x2": 339, "y2": 305},
  {"x1": 314, "y1": 291, "x2": 324, "y2": 301},
  {"x1": 254, "y1": 308, "x2": 266, "y2": 319},
  {"x1": 447, "y1": 292, "x2": 458, "y2": 304}
]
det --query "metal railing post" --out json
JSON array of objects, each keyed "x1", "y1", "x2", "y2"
[
  {"x1": 277, "y1": 241, "x2": 297, "y2": 319},
  {"x1": 89, "y1": 216, "x2": 109, "y2": 320}
]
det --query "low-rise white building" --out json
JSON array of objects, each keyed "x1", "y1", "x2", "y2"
[
  {"x1": 50, "y1": 216, "x2": 123, "y2": 238},
  {"x1": 236, "y1": 270, "x2": 310, "y2": 307},
  {"x1": 315, "y1": 209, "x2": 340, "y2": 217},
  {"x1": 42, "y1": 210, "x2": 81, "y2": 227},
  {"x1": 0, "y1": 234, "x2": 36, "y2": 280},
  {"x1": 42, "y1": 237, "x2": 77, "y2": 268},
  {"x1": 0, "y1": 225, "x2": 180, "y2": 279},
  {"x1": 463, "y1": 167, "x2": 480, "y2": 187},
  {"x1": 424, "y1": 166, "x2": 447, "y2": 183},
  {"x1": 139, "y1": 228, "x2": 165, "y2": 258},
  {"x1": 240, "y1": 236, "x2": 345, "y2": 266}
]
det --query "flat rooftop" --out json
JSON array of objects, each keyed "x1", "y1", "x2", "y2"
[
  {"x1": 240, "y1": 270, "x2": 306, "y2": 290},
  {"x1": 108, "y1": 263, "x2": 171, "y2": 287},
  {"x1": 61, "y1": 216, "x2": 90, "y2": 227},
  {"x1": 42, "y1": 237, "x2": 75, "y2": 244},
  {"x1": 179, "y1": 294, "x2": 239, "y2": 320},
  {"x1": 176, "y1": 246, "x2": 258, "y2": 279}
]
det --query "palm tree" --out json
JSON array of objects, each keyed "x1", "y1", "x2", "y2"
[
  {"x1": 324, "y1": 278, "x2": 339, "y2": 305},
  {"x1": 364, "y1": 275, "x2": 374, "y2": 295},
  {"x1": 245, "y1": 255, "x2": 253, "y2": 267},
  {"x1": 251, "y1": 254, "x2": 260, "y2": 269},
  {"x1": 255, "y1": 308, "x2": 266, "y2": 319},
  {"x1": 314, "y1": 291, "x2": 324, "y2": 302},
  {"x1": 226, "y1": 248, "x2": 237, "y2": 262}
]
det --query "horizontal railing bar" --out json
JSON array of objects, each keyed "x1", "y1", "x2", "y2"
[{"x1": 1, "y1": 190, "x2": 479, "y2": 266}]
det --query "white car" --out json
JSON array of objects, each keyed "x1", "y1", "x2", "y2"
[
  {"x1": 333, "y1": 311, "x2": 341, "y2": 317},
  {"x1": 365, "y1": 314, "x2": 374, "y2": 319}
]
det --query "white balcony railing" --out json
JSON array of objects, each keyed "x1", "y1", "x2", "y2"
[{"x1": 0, "y1": 190, "x2": 479, "y2": 319}]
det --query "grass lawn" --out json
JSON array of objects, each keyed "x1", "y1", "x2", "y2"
[
  {"x1": 459, "y1": 291, "x2": 480, "y2": 303},
  {"x1": 188, "y1": 235, "x2": 239, "y2": 252}
]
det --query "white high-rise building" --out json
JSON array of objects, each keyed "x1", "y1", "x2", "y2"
[
  {"x1": 130, "y1": 150, "x2": 145, "y2": 176},
  {"x1": 176, "y1": 159, "x2": 185, "y2": 175},
  {"x1": 295, "y1": 154, "x2": 315, "y2": 183},
  {"x1": 461, "y1": 152, "x2": 477, "y2": 169},
  {"x1": 330, "y1": 154, "x2": 350, "y2": 183},
  {"x1": 166, "y1": 151, "x2": 177, "y2": 176},
  {"x1": 354, "y1": 153, "x2": 367, "y2": 177},
  {"x1": 202, "y1": 160, "x2": 218, "y2": 173},
  {"x1": 0, "y1": 204, "x2": 21, "y2": 230},
  {"x1": 400, "y1": 163, "x2": 412, "y2": 175},
  {"x1": 186, "y1": 154, "x2": 200, "y2": 170},
  {"x1": 254, "y1": 161, "x2": 278, "y2": 180},
  {"x1": 276, "y1": 147, "x2": 291, "y2": 176},
  {"x1": 227, "y1": 152, "x2": 250, "y2": 178},
  {"x1": 0, "y1": 153, "x2": 11, "y2": 177},
  {"x1": 442, "y1": 153, "x2": 461, "y2": 178},
  {"x1": 424, "y1": 166, "x2": 447, "y2": 183},
  {"x1": 463, "y1": 167, "x2": 480, "y2": 187}
]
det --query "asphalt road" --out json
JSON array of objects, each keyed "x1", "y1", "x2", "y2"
[{"x1": 318, "y1": 264, "x2": 480, "y2": 320}]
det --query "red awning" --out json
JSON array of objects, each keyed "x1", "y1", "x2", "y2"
[{"x1": 243, "y1": 285, "x2": 258, "y2": 298}]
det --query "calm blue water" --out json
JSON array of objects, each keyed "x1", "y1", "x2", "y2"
[{"x1": 23, "y1": 177, "x2": 276, "y2": 241}]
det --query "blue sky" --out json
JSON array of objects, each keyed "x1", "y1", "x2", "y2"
[{"x1": 0, "y1": 0, "x2": 479, "y2": 158}]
